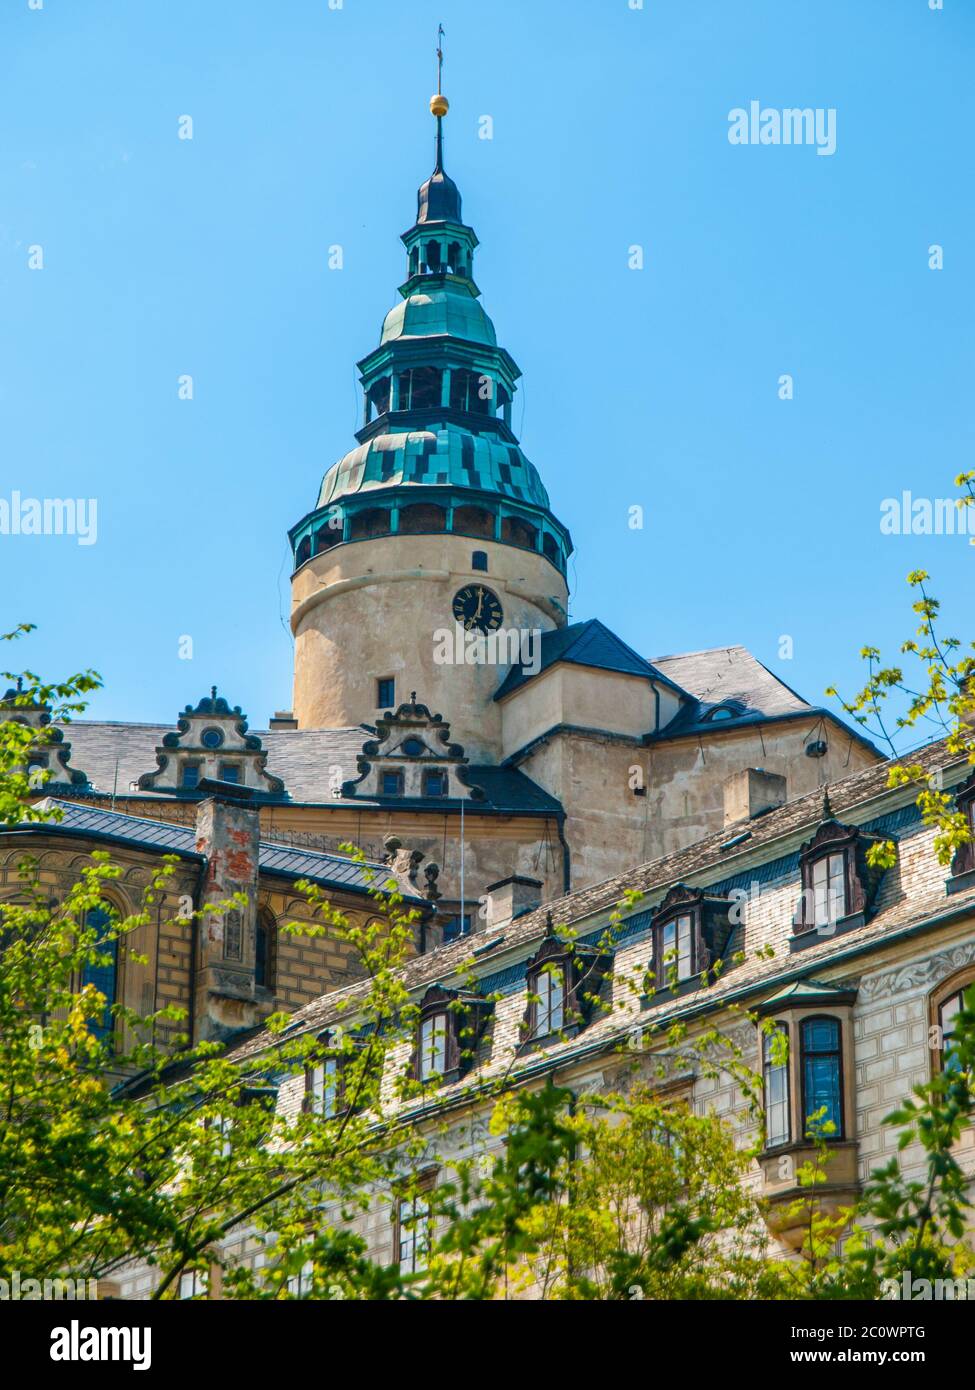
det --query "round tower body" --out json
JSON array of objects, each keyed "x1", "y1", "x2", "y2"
[{"x1": 289, "y1": 111, "x2": 572, "y2": 759}]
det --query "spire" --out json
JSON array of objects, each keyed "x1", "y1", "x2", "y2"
[{"x1": 418, "y1": 24, "x2": 462, "y2": 225}]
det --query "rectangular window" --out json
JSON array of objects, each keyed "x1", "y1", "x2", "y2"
[
  {"x1": 763, "y1": 1025, "x2": 791, "y2": 1147},
  {"x1": 308, "y1": 1058, "x2": 339, "y2": 1118},
  {"x1": 397, "y1": 1190, "x2": 431, "y2": 1275},
  {"x1": 800, "y1": 1017, "x2": 843, "y2": 1138},
  {"x1": 442, "y1": 914, "x2": 471, "y2": 944},
  {"x1": 536, "y1": 967, "x2": 565, "y2": 1035},
  {"x1": 419, "y1": 1014, "x2": 447, "y2": 1081},
  {"x1": 219, "y1": 763, "x2": 241, "y2": 785},
  {"x1": 422, "y1": 769, "x2": 447, "y2": 797},
  {"x1": 178, "y1": 1270, "x2": 208, "y2": 1300},
  {"x1": 181, "y1": 763, "x2": 200, "y2": 789},
  {"x1": 287, "y1": 1261, "x2": 313, "y2": 1298},
  {"x1": 812, "y1": 853, "x2": 846, "y2": 927},
  {"x1": 377, "y1": 678, "x2": 395, "y2": 709},
  {"x1": 381, "y1": 769, "x2": 403, "y2": 797}
]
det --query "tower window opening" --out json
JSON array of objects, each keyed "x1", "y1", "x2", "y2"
[
  {"x1": 449, "y1": 368, "x2": 491, "y2": 415},
  {"x1": 349, "y1": 507, "x2": 391, "y2": 541},
  {"x1": 295, "y1": 536, "x2": 311, "y2": 567},
  {"x1": 399, "y1": 502, "x2": 446, "y2": 535},
  {"x1": 314, "y1": 525, "x2": 340, "y2": 554},
  {"x1": 409, "y1": 366, "x2": 442, "y2": 411},
  {"x1": 501, "y1": 515, "x2": 538, "y2": 551},
  {"x1": 376, "y1": 678, "x2": 395, "y2": 709},
  {"x1": 497, "y1": 382, "x2": 511, "y2": 421},
  {"x1": 409, "y1": 246, "x2": 419, "y2": 276},
  {"x1": 366, "y1": 376, "x2": 390, "y2": 418},
  {"x1": 453, "y1": 505, "x2": 494, "y2": 539},
  {"x1": 424, "y1": 241, "x2": 442, "y2": 272},
  {"x1": 446, "y1": 241, "x2": 463, "y2": 275},
  {"x1": 542, "y1": 533, "x2": 559, "y2": 565},
  {"x1": 471, "y1": 551, "x2": 488, "y2": 572}
]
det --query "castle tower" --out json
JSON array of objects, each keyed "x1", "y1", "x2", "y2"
[{"x1": 289, "y1": 64, "x2": 571, "y2": 759}]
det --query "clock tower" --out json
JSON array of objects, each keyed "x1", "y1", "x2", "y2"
[{"x1": 289, "y1": 73, "x2": 571, "y2": 759}]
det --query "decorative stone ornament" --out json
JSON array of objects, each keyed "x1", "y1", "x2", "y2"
[{"x1": 136, "y1": 689, "x2": 286, "y2": 798}]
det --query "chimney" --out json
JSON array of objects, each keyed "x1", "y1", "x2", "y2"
[
  {"x1": 484, "y1": 875, "x2": 543, "y2": 932},
  {"x1": 723, "y1": 768, "x2": 787, "y2": 827},
  {"x1": 193, "y1": 782, "x2": 261, "y2": 1042},
  {"x1": 268, "y1": 710, "x2": 298, "y2": 731}
]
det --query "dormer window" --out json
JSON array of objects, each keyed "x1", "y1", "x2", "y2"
[
  {"x1": 412, "y1": 984, "x2": 493, "y2": 1087},
  {"x1": 523, "y1": 926, "x2": 612, "y2": 1043},
  {"x1": 219, "y1": 763, "x2": 241, "y2": 785},
  {"x1": 792, "y1": 801, "x2": 885, "y2": 948},
  {"x1": 648, "y1": 885, "x2": 733, "y2": 993},
  {"x1": 306, "y1": 1058, "x2": 340, "y2": 1118},
  {"x1": 419, "y1": 1014, "x2": 447, "y2": 1081},
  {"x1": 535, "y1": 965, "x2": 565, "y2": 1034}
]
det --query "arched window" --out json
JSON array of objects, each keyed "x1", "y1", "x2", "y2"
[
  {"x1": 81, "y1": 905, "x2": 118, "y2": 1042},
  {"x1": 349, "y1": 507, "x2": 391, "y2": 541},
  {"x1": 408, "y1": 366, "x2": 442, "y2": 411},
  {"x1": 471, "y1": 550, "x2": 488, "y2": 572},
  {"x1": 930, "y1": 966, "x2": 975, "y2": 1073},
  {"x1": 255, "y1": 908, "x2": 275, "y2": 991},
  {"x1": 799, "y1": 1016, "x2": 844, "y2": 1139},
  {"x1": 501, "y1": 515, "x2": 538, "y2": 551},
  {"x1": 409, "y1": 246, "x2": 419, "y2": 276}
]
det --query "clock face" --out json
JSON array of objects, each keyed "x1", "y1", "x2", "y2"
[{"x1": 452, "y1": 584, "x2": 503, "y2": 634}]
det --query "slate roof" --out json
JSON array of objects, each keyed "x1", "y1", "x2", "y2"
[
  {"x1": 224, "y1": 733, "x2": 971, "y2": 1066},
  {"x1": 8, "y1": 799, "x2": 420, "y2": 901},
  {"x1": 52, "y1": 722, "x2": 562, "y2": 817},
  {"x1": 646, "y1": 644, "x2": 825, "y2": 741},
  {"x1": 494, "y1": 619, "x2": 684, "y2": 701}
]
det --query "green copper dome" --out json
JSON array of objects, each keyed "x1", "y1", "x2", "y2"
[
  {"x1": 317, "y1": 428, "x2": 550, "y2": 509},
  {"x1": 381, "y1": 287, "x2": 496, "y2": 347},
  {"x1": 290, "y1": 113, "x2": 572, "y2": 578}
]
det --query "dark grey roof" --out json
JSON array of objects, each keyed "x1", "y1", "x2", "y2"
[
  {"x1": 495, "y1": 619, "x2": 684, "y2": 701},
  {"x1": 9, "y1": 799, "x2": 417, "y2": 900},
  {"x1": 56, "y1": 722, "x2": 560, "y2": 816}
]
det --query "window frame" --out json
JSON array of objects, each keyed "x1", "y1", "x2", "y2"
[
  {"x1": 799, "y1": 1014, "x2": 845, "y2": 1141},
  {"x1": 763, "y1": 1022, "x2": 792, "y2": 1149},
  {"x1": 380, "y1": 767, "x2": 404, "y2": 797},
  {"x1": 929, "y1": 965, "x2": 975, "y2": 1075},
  {"x1": 393, "y1": 1170, "x2": 436, "y2": 1276},
  {"x1": 376, "y1": 677, "x2": 395, "y2": 710},
  {"x1": 523, "y1": 930, "x2": 612, "y2": 1044}
]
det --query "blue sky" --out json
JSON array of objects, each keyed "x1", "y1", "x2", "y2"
[{"x1": 2, "y1": 0, "x2": 972, "y2": 753}]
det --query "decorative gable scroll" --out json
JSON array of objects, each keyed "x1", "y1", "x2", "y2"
[
  {"x1": 136, "y1": 689, "x2": 286, "y2": 798},
  {"x1": 0, "y1": 681, "x2": 90, "y2": 790},
  {"x1": 342, "y1": 694, "x2": 486, "y2": 802}
]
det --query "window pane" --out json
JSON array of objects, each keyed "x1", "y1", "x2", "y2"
[
  {"x1": 420, "y1": 1016, "x2": 447, "y2": 1080},
  {"x1": 801, "y1": 1019, "x2": 842, "y2": 1136},
  {"x1": 677, "y1": 915, "x2": 693, "y2": 980},
  {"x1": 940, "y1": 993, "x2": 963, "y2": 1071},
  {"x1": 763, "y1": 1027, "x2": 790, "y2": 1147}
]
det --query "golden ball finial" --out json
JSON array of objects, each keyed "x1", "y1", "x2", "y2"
[{"x1": 430, "y1": 93, "x2": 449, "y2": 118}]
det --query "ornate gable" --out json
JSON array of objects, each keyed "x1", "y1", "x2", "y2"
[
  {"x1": 0, "y1": 681, "x2": 90, "y2": 791},
  {"x1": 342, "y1": 694, "x2": 485, "y2": 802},
  {"x1": 136, "y1": 689, "x2": 286, "y2": 798}
]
